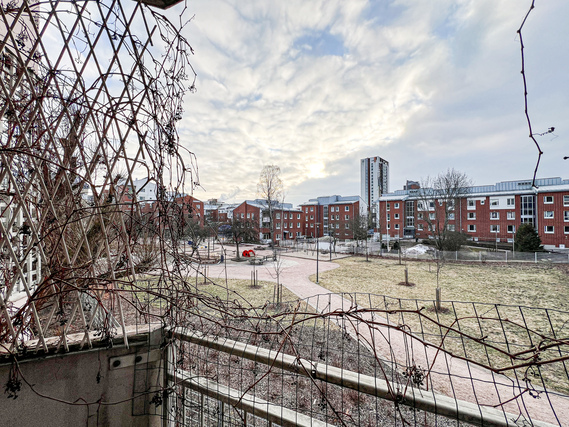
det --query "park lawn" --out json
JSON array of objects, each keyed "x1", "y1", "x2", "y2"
[
  {"x1": 198, "y1": 278, "x2": 299, "y2": 308},
  {"x1": 314, "y1": 257, "x2": 569, "y2": 394},
  {"x1": 315, "y1": 257, "x2": 569, "y2": 310}
]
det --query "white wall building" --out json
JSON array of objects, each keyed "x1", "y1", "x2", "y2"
[{"x1": 361, "y1": 156, "x2": 389, "y2": 209}]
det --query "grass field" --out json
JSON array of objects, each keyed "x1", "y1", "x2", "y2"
[
  {"x1": 312, "y1": 257, "x2": 569, "y2": 394},
  {"x1": 313, "y1": 257, "x2": 569, "y2": 310}
]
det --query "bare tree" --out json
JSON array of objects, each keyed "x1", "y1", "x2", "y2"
[
  {"x1": 184, "y1": 217, "x2": 209, "y2": 258},
  {"x1": 418, "y1": 169, "x2": 472, "y2": 251},
  {"x1": 229, "y1": 216, "x2": 258, "y2": 259},
  {"x1": 257, "y1": 165, "x2": 283, "y2": 245}
]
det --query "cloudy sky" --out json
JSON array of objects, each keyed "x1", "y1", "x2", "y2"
[{"x1": 175, "y1": 0, "x2": 568, "y2": 207}]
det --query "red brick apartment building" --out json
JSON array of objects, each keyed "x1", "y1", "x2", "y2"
[
  {"x1": 232, "y1": 199, "x2": 302, "y2": 243},
  {"x1": 299, "y1": 195, "x2": 367, "y2": 239},
  {"x1": 377, "y1": 177, "x2": 569, "y2": 249}
]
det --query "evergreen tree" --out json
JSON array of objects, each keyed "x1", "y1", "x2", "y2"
[{"x1": 514, "y1": 223, "x2": 542, "y2": 252}]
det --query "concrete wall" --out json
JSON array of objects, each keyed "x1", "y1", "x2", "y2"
[{"x1": 0, "y1": 330, "x2": 165, "y2": 427}]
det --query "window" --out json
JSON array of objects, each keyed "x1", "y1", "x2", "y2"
[
  {"x1": 297, "y1": 213, "x2": 301, "y2": 219},
  {"x1": 394, "y1": 213, "x2": 400, "y2": 219},
  {"x1": 394, "y1": 203, "x2": 399, "y2": 209},
  {"x1": 310, "y1": 215, "x2": 314, "y2": 220},
  {"x1": 418, "y1": 213, "x2": 423, "y2": 220},
  {"x1": 335, "y1": 224, "x2": 339, "y2": 229},
  {"x1": 490, "y1": 199, "x2": 499, "y2": 207},
  {"x1": 387, "y1": 214, "x2": 390, "y2": 221},
  {"x1": 310, "y1": 223, "x2": 314, "y2": 228},
  {"x1": 448, "y1": 213, "x2": 455, "y2": 220},
  {"x1": 336, "y1": 215, "x2": 340, "y2": 220},
  {"x1": 305, "y1": 208, "x2": 308, "y2": 213},
  {"x1": 251, "y1": 213, "x2": 255, "y2": 219},
  {"x1": 544, "y1": 211, "x2": 554, "y2": 219},
  {"x1": 394, "y1": 224, "x2": 399, "y2": 229},
  {"x1": 276, "y1": 223, "x2": 281, "y2": 229},
  {"x1": 565, "y1": 226, "x2": 569, "y2": 234},
  {"x1": 417, "y1": 224, "x2": 423, "y2": 231},
  {"x1": 468, "y1": 224, "x2": 476, "y2": 232},
  {"x1": 284, "y1": 213, "x2": 288, "y2": 219},
  {"x1": 429, "y1": 213, "x2": 435, "y2": 220},
  {"x1": 418, "y1": 202, "x2": 424, "y2": 211},
  {"x1": 507, "y1": 198, "x2": 515, "y2": 207},
  {"x1": 290, "y1": 222, "x2": 293, "y2": 228},
  {"x1": 276, "y1": 234, "x2": 281, "y2": 240},
  {"x1": 429, "y1": 201, "x2": 435, "y2": 210},
  {"x1": 480, "y1": 200, "x2": 485, "y2": 205},
  {"x1": 507, "y1": 225, "x2": 515, "y2": 233},
  {"x1": 544, "y1": 196, "x2": 554, "y2": 204},
  {"x1": 387, "y1": 224, "x2": 390, "y2": 229},
  {"x1": 545, "y1": 225, "x2": 554, "y2": 234},
  {"x1": 507, "y1": 211, "x2": 515, "y2": 220},
  {"x1": 196, "y1": 204, "x2": 201, "y2": 209},
  {"x1": 468, "y1": 212, "x2": 476, "y2": 220},
  {"x1": 241, "y1": 213, "x2": 244, "y2": 219},
  {"x1": 490, "y1": 212, "x2": 499, "y2": 220},
  {"x1": 276, "y1": 213, "x2": 281, "y2": 219},
  {"x1": 447, "y1": 224, "x2": 455, "y2": 231},
  {"x1": 284, "y1": 223, "x2": 287, "y2": 228},
  {"x1": 565, "y1": 211, "x2": 569, "y2": 222},
  {"x1": 310, "y1": 207, "x2": 314, "y2": 212},
  {"x1": 438, "y1": 200, "x2": 443, "y2": 207},
  {"x1": 468, "y1": 199, "x2": 475, "y2": 208},
  {"x1": 491, "y1": 225, "x2": 499, "y2": 233},
  {"x1": 387, "y1": 203, "x2": 390, "y2": 211},
  {"x1": 247, "y1": 213, "x2": 250, "y2": 218},
  {"x1": 345, "y1": 224, "x2": 350, "y2": 229},
  {"x1": 297, "y1": 222, "x2": 301, "y2": 228},
  {"x1": 345, "y1": 215, "x2": 350, "y2": 220},
  {"x1": 564, "y1": 195, "x2": 569, "y2": 206},
  {"x1": 345, "y1": 206, "x2": 350, "y2": 211}
]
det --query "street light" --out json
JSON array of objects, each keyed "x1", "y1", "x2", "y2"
[{"x1": 316, "y1": 222, "x2": 320, "y2": 284}]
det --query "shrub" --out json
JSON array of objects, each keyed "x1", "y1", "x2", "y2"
[
  {"x1": 514, "y1": 223, "x2": 542, "y2": 252},
  {"x1": 392, "y1": 241, "x2": 400, "y2": 250},
  {"x1": 441, "y1": 231, "x2": 469, "y2": 251}
]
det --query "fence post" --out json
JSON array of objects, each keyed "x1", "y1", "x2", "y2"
[
  {"x1": 535, "y1": 252, "x2": 537, "y2": 263},
  {"x1": 505, "y1": 251, "x2": 508, "y2": 263},
  {"x1": 455, "y1": 251, "x2": 458, "y2": 261},
  {"x1": 217, "y1": 401, "x2": 225, "y2": 427},
  {"x1": 479, "y1": 252, "x2": 481, "y2": 262}
]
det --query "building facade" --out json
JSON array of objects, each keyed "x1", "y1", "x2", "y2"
[
  {"x1": 299, "y1": 195, "x2": 367, "y2": 239},
  {"x1": 361, "y1": 156, "x2": 389, "y2": 210},
  {"x1": 377, "y1": 177, "x2": 569, "y2": 249},
  {"x1": 232, "y1": 200, "x2": 302, "y2": 243}
]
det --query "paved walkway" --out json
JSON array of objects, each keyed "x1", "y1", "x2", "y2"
[{"x1": 205, "y1": 245, "x2": 567, "y2": 426}]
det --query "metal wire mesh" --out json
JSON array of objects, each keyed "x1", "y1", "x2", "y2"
[
  {"x1": 165, "y1": 289, "x2": 569, "y2": 426},
  {"x1": 1, "y1": 0, "x2": 196, "y2": 352},
  {"x1": 1, "y1": 1, "x2": 568, "y2": 426}
]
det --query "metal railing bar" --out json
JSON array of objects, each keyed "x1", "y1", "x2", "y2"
[
  {"x1": 170, "y1": 328, "x2": 558, "y2": 427},
  {"x1": 170, "y1": 370, "x2": 332, "y2": 427}
]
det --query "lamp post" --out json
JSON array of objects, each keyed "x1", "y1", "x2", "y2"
[{"x1": 316, "y1": 222, "x2": 320, "y2": 284}]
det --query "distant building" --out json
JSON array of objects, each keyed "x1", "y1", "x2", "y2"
[
  {"x1": 204, "y1": 199, "x2": 238, "y2": 224},
  {"x1": 232, "y1": 199, "x2": 302, "y2": 243},
  {"x1": 377, "y1": 177, "x2": 569, "y2": 249},
  {"x1": 299, "y1": 195, "x2": 367, "y2": 239},
  {"x1": 361, "y1": 156, "x2": 389, "y2": 208},
  {"x1": 361, "y1": 157, "x2": 388, "y2": 230}
]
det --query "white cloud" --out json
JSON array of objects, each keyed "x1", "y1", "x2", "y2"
[{"x1": 175, "y1": 0, "x2": 569, "y2": 206}]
